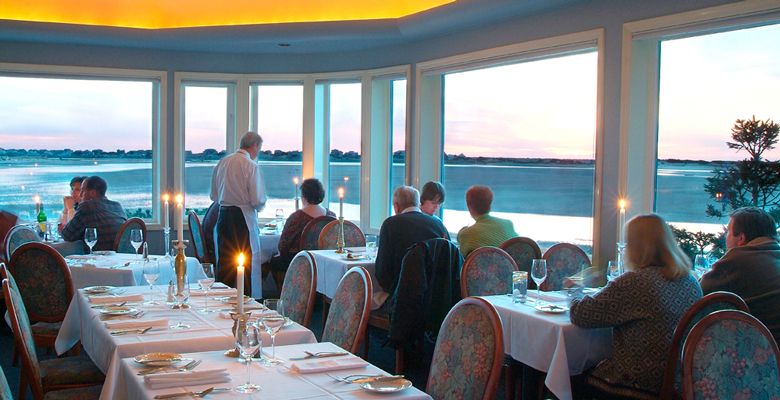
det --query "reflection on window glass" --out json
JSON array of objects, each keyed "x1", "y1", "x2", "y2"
[
  {"x1": 328, "y1": 82, "x2": 362, "y2": 221},
  {"x1": 442, "y1": 52, "x2": 597, "y2": 251},
  {"x1": 391, "y1": 80, "x2": 407, "y2": 191},
  {"x1": 184, "y1": 86, "x2": 227, "y2": 215},
  {"x1": 0, "y1": 76, "x2": 154, "y2": 221}
]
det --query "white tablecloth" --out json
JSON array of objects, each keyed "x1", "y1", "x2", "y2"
[
  {"x1": 64, "y1": 253, "x2": 205, "y2": 289},
  {"x1": 308, "y1": 249, "x2": 377, "y2": 299},
  {"x1": 482, "y1": 293, "x2": 613, "y2": 400},
  {"x1": 55, "y1": 285, "x2": 317, "y2": 400},
  {"x1": 249, "y1": 230, "x2": 281, "y2": 296},
  {"x1": 115, "y1": 342, "x2": 431, "y2": 400}
]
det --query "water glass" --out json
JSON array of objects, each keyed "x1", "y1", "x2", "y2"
[
  {"x1": 607, "y1": 260, "x2": 620, "y2": 282},
  {"x1": 694, "y1": 254, "x2": 709, "y2": 279},
  {"x1": 142, "y1": 259, "x2": 160, "y2": 305},
  {"x1": 365, "y1": 234, "x2": 378, "y2": 260},
  {"x1": 531, "y1": 259, "x2": 547, "y2": 305},
  {"x1": 261, "y1": 299, "x2": 285, "y2": 364},
  {"x1": 198, "y1": 263, "x2": 215, "y2": 313},
  {"x1": 170, "y1": 278, "x2": 191, "y2": 330},
  {"x1": 84, "y1": 227, "x2": 97, "y2": 254},
  {"x1": 235, "y1": 323, "x2": 262, "y2": 393},
  {"x1": 275, "y1": 209, "x2": 284, "y2": 232},
  {"x1": 130, "y1": 229, "x2": 143, "y2": 258},
  {"x1": 512, "y1": 271, "x2": 528, "y2": 303}
]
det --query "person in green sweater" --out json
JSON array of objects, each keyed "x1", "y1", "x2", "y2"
[{"x1": 457, "y1": 185, "x2": 518, "y2": 257}]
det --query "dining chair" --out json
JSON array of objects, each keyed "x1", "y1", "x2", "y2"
[
  {"x1": 0, "y1": 364, "x2": 12, "y2": 400},
  {"x1": 427, "y1": 297, "x2": 504, "y2": 400},
  {"x1": 187, "y1": 210, "x2": 209, "y2": 263},
  {"x1": 682, "y1": 309, "x2": 780, "y2": 400},
  {"x1": 660, "y1": 291, "x2": 749, "y2": 400},
  {"x1": 4, "y1": 224, "x2": 40, "y2": 262},
  {"x1": 321, "y1": 266, "x2": 372, "y2": 354},
  {"x1": 500, "y1": 236, "x2": 542, "y2": 290},
  {"x1": 317, "y1": 220, "x2": 366, "y2": 250},
  {"x1": 113, "y1": 217, "x2": 146, "y2": 253},
  {"x1": 460, "y1": 246, "x2": 518, "y2": 298},
  {"x1": 3, "y1": 276, "x2": 104, "y2": 400},
  {"x1": 299, "y1": 216, "x2": 336, "y2": 250},
  {"x1": 541, "y1": 243, "x2": 590, "y2": 291},
  {"x1": 279, "y1": 251, "x2": 317, "y2": 328}
]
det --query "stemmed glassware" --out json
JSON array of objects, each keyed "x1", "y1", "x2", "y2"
[
  {"x1": 234, "y1": 323, "x2": 262, "y2": 393},
  {"x1": 142, "y1": 259, "x2": 160, "y2": 305},
  {"x1": 84, "y1": 227, "x2": 97, "y2": 254},
  {"x1": 606, "y1": 260, "x2": 620, "y2": 282},
  {"x1": 129, "y1": 229, "x2": 143, "y2": 259},
  {"x1": 531, "y1": 259, "x2": 547, "y2": 305},
  {"x1": 694, "y1": 254, "x2": 709, "y2": 279},
  {"x1": 170, "y1": 278, "x2": 191, "y2": 330},
  {"x1": 260, "y1": 299, "x2": 286, "y2": 365},
  {"x1": 198, "y1": 263, "x2": 215, "y2": 313},
  {"x1": 275, "y1": 209, "x2": 284, "y2": 232}
]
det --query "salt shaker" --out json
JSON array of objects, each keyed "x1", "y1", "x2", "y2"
[{"x1": 166, "y1": 280, "x2": 175, "y2": 304}]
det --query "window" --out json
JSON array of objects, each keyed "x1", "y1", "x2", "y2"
[
  {"x1": 391, "y1": 79, "x2": 407, "y2": 189},
  {"x1": 441, "y1": 51, "x2": 598, "y2": 249},
  {"x1": 0, "y1": 74, "x2": 158, "y2": 222},
  {"x1": 328, "y1": 82, "x2": 362, "y2": 220}
]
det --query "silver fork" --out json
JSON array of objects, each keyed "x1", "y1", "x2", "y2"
[{"x1": 137, "y1": 359, "x2": 201, "y2": 376}]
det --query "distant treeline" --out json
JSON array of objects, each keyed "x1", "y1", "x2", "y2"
[{"x1": 0, "y1": 148, "x2": 736, "y2": 166}]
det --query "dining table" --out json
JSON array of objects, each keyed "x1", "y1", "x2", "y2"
[
  {"x1": 482, "y1": 291, "x2": 613, "y2": 400},
  {"x1": 114, "y1": 342, "x2": 432, "y2": 399},
  {"x1": 55, "y1": 285, "x2": 317, "y2": 400},
  {"x1": 63, "y1": 251, "x2": 205, "y2": 289},
  {"x1": 307, "y1": 248, "x2": 377, "y2": 300}
]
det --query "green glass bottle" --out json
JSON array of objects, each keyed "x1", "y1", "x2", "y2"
[{"x1": 37, "y1": 202, "x2": 47, "y2": 237}]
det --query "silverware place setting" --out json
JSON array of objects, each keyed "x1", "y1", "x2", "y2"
[
  {"x1": 326, "y1": 373, "x2": 404, "y2": 383},
  {"x1": 137, "y1": 359, "x2": 202, "y2": 376},
  {"x1": 289, "y1": 350, "x2": 348, "y2": 361},
  {"x1": 153, "y1": 387, "x2": 230, "y2": 399},
  {"x1": 110, "y1": 326, "x2": 153, "y2": 336}
]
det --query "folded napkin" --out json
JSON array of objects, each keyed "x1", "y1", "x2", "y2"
[
  {"x1": 290, "y1": 355, "x2": 368, "y2": 374},
  {"x1": 88, "y1": 294, "x2": 145, "y2": 304},
  {"x1": 144, "y1": 369, "x2": 231, "y2": 390},
  {"x1": 526, "y1": 291, "x2": 568, "y2": 302},
  {"x1": 105, "y1": 318, "x2": 169, "y2": 330},
  {"x1": 217, "y1": 309, "x2": 277, "y2": 320},
  {"x1": 189, "y1": 288, "x2": 237, "y2": 297}
]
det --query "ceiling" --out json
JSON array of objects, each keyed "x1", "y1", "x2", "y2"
[{"x1": 0, "y1": 0, "x2": 583, "y2": 54}]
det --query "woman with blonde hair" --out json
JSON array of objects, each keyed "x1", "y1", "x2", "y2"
[{"x1": 570, "y1": 214, "x2": 702, "y2": 399}]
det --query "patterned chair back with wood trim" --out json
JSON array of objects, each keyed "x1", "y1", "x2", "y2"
[
  {"x1": 682, "y1": 310, "x2": 780, "y2": 400},
  {"x1": 660, "y1": 291, "x2": 750, "y2": 400},
  {"x1": 0, "y1": 363, "x2": 12, "y2": 400},
  {"x1": 427, "y1": 297, "x2": 504, "y2": 400},
  {"x1": 2, "y1": 276, "x2": 44, "y2": 398},
  {"x1": 279, "y1": 251, "x2": 317, "y2": 328},
  {"x1": 322, "y1": 266, "x2": 372, "y2": 353},
  {"x1": 299, "y1": 216, "x2": 336, "y2": 250},
  {"x1": 318, "y1": 220, "x2": 366, "y2": 250},
  {"x1": 541, "y1": 243, "x2": 590, "y2": 291},
  {"x1": 4, "y1": 224, "x2": 40, "y2": 262},
  {"x1": 187, "y1": 211, "x2": 208, "y2": 263},
  {"x1": 113, "y1": 217, "x2": 147, "y2": 254},
  {"x1": 499, "y1": 237, "x2": 541, "y2": 290},
  {"x1": 8, "y1": 242, "x2": 74, "y2": 323},
  {"x1": 460, "y1": 247, "x2": 517, "y2": 297}
]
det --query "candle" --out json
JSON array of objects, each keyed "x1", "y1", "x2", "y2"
[
  {"x1": 236, "y1": 253, "x2": 245, "y2": 314},
  {"x1": 175, "y1": 194, "x2": 184, "y2": 243},
  {"x1": 293, "y1": 177, "x2": 300, "y2": 210},
  {"x1": 33, "y1": 195, "x2": 41, "y2": 215},
  {"x1": 618, "y1": 198, "x2": 627, "y2": 244},
  {"x1": 338, "y1": 187, "x2": 344, "y2": 218},
  {"x1": 162, "y1": 193, "x2": 170, "y2": 230}
]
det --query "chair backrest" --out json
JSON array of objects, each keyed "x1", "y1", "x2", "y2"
[
  {"x1": 2, "y1": 273, "x2": 44, "y2": 399},
  {"x1": 299, "y1": 216, "x2": 336, "y2": 250},
  {"x1": 318, "y1": 220, "x2": 366, "y2": 250},
  {"x1": 0, "y1": 363, "x2": 13, "y2": 400},
  {"x1": 4, "y1": 224, "x2": 40, "y2": 262},
  {"x1": 8, "y1": 242, "x2": 74, "y2": 322},
  {"x1": 660, "y1": 291, "x2": 750, "y2": 400},
  {"x1": 113, "y1": 217, "x2": 147, "y2": 253},
  {"x1": 187, "y1": 211, "x2": 208, "y2": 263},
  {"x1": 322, "y1": 266, "x2": 372, "y2": 353},
  {"x1": 279, "y1": 251, "x2": 317, "y2": 328},
  {"x1": 499, "y1": 236, "x2": 542, "y2": 290},
  {"x1": 541, "y1": 243, "x2": 590, "y2": 291},
  {"x1": 427, "y1": 297, "x2": 504, "y2": 400},
  {"x1": 682, "y1": 309, "x2": 780, "y2": 400},
  {"x1": 460, "y1": 246, "x2": 517, "y2": 298}
]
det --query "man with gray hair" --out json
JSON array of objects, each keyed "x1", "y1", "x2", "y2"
[
  {"x1": 211, "y1": 131, "x2": 267, "y2": 297},
  {"x1": 374, "y1": 185, "x2": 449, "y2": 309},
  {"x1": 701, "y1": 207, "x2": 780, "y2": 341}
]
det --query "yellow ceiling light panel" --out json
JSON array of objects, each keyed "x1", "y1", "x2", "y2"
[{"x1": 0, "y1": 0, "x2": 456, "y2": 29}]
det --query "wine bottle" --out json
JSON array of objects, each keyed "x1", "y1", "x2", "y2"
[{"x1": 37, "y1": 202, "x2": 47, "y2": 237}]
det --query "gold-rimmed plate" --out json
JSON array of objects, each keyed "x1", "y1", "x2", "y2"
[
  {"x1": 99, "y1": 306, "x2": 138, "y2": 316},
  {"x1": 82, "y1": 286, "x2": 116, "y2": 295},
  {"x1": 359, "y1": 376, "x2": 412, "y2": 393},
  {"x1": 134, "y1": 352, "x2": 184, "y2": 367}
]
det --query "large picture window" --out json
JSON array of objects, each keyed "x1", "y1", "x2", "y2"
[
  {"x1": 391, "y1": 79, "x2": 407, "y2": 189},
  {"x1": 328, "y1": 82, "x2": 362, "y2": 221}
]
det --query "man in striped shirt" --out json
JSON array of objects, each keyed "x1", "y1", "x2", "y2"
[{"x1": 457, "y1": 185, "x2": 517, "y2": 257}]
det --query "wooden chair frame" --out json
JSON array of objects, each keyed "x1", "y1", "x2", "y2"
[
  {"x1": 113, "y1": 217, "x2": 147, "y2": 253},
  {"x1": 280, "y1": 251, "x2": 317, "y2": 328},
  {"x1": 4, "y1": 224, "x2": 40, "y2": 262},
  {"x1": 460, "y1": 246, "x2": 518, "y2": 298},
  {"x1": 317, "y1": 219, "x2": 365, "y2": 250},
  {"x1": 322, "y1": 266, "x2": 372, "y2": 354},
  {"x1": 540, "y1": 243, "x2": 590, "y2": 291},
  {"x1": 299, "y1": 215, "x2": 336, "y2": 250}
]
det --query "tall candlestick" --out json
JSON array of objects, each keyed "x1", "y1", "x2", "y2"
[
  {"x1": 338, "y1": 187, "x2": 344, "y2": 218},
  {"x1": 293, "y1": 177, "x2": 300, "y2": 210},
  {"x1": 618, "y1": 198, "x2": 627, "y2": 244},
  {"x1": 236, "y1": 253, "x2": 245, "y2": 315},
  {"x1": 162, "y1": 193, "x2": 170, "y2": 230},
  {"x1": 175, "y1": 194, "x2": 184, "y2": 243}
]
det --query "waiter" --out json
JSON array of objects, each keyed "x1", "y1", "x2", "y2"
[{"x1": 210, "y1": 131, "x2": 267, "y2": 296}]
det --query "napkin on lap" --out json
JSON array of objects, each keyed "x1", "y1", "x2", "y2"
[
  {"x1": 290, "y1": 355, "x2": 368, "y2": 374},
  {"x1": 105, "y1": 318, "x2": 168, "y2": 330},
  {"x1": 144, "y1": 369, "x2": 231, "y2": 390},
  {"x1": 88, "y1": 294, "x2": 145, "y2": 304}
]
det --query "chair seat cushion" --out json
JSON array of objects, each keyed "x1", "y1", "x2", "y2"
[
  {"x1": 33, "y1": 321, "x2": 62, "y2": 337},
  {"x1": 40, "y1": 355, "x2": 105, "y2": 388},
  {"x1": 43, "y1": 385, "x2": 102, "y2": 400}
]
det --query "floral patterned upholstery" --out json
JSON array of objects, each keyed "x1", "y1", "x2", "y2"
[
  {"x1": 427, "y1": 297, "x2": 503, "y2": 400},
  {"x1": 500, "y1": 237, "x2": 541, "y2": 290},
  {"x1": 9, "y1": 242, "x2": 73, "y2": 322},
  {"x1": 187, "y1": 211, "x2": 207, "y2": 263},
  {"x1": 42, "y1": 385, "x2": 102, "y2": 400},
  {"x1": 40, "y1": 356, "x2": 105, "y2": 387},
  {"x1": 318, "y1": 220, "x2": 366, "y2": 250},
  {"x1": 3, "y1": 273, "x2": 44, "y2": 390},
  {"x1": 322, "y1": 267, "x2": 371, "y2": 353},
  {"x1": 541, "y1": 243, "x2": 590, "y2": 291},
  {"x1": 279, "y1": 252, "x2": 316, "y2": 327},
  {"x1": 683, "y1": 310, "x2": 780, "y2": 400},
  {"x1": 0, "y1": 364, "x2": 13, "y2": 400},
  {"x1": 299, "y1": 216, "x2": 336, "y2": 250},
  {"x1": 5, "y1": 224, "x2": 40, "y2": 261},
  {"x1": 113, "y1": 217, "x2": 146, "y2": 254},
  {"x1": 460, "y1": 247, "x2": 517, "y2": 297}
]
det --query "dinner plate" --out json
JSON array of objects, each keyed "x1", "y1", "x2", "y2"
[
  {"x1": 220, "y1": 295, "x2": 254, "y2": 305},
  {"x1": 535, "y1": 304, "x2": 568, "y2": 313},
  {"x1": 99, "y1": 306, "x2": 138, "y2": 315},
  {"x1": 93, "y1": 250, "x2": 116, "y2": 256},
  {"x1": 359, "y1": 377, "x2": 412, "y2": 393},
  {"x1": 133, "y1": 352, "x2": 184, "y2": 367},
  {"x1": 82, "y1": 285, "x2": 116, "y2": 295},
  {"x1": 342, "y1": 254, "x2": 367, "y2": 261}
]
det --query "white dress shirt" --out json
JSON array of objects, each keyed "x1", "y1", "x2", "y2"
[{"x1": 210, "y1": 149, "x2": 267, "y2": 210}]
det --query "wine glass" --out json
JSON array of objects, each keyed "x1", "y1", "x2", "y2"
[
  {"x1": 274, "y1": 209, "x2": 284, "y2": 232},
  {"x1": 170, "y1": 278, "x2": 191, "y2": 330},
  {"x1": 235, "y1": 323, "x2": 262, "y2": 393},
  {"x1": 84, "y1": 227, "x2": 97, "y2": 254},
  {"x1": 198, "y1": 263, "x2": 215, "y2": 313},
  {"x1": 142, "y1": 259, "x2": 160, "y2": 305},
  {"x1": 607, "y1": 260, "x2": 620, "y2": 282},
  {"x1": 531, "y1": 259, "x2": 547, "y2": 305},
  {"x1": 129, "y1": 229, "x2": 143, "y2": 259},
  {"x1": 260, "y1": 299, "x2": 286, "y2": 365},
  {"x1": 694, "y1": 254, "x2": 709, "y2": 279}
]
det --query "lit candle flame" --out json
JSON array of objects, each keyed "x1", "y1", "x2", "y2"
[
  {"x1": 343, "y1": 176, "x2": 349, "y2": 182},
  {"x1": 338, "y1": 187, "x2": 344, "y2": 198},
  {"x1": 33, "y1": 195, "x2": 41, "y2": 204},
  {"x1": 618, "y1": 198, "x2": 627, "y2": 211},
  {"x1": 293, "y1": 177, "x2": 299, "y2": 185},
  {"x1": 174, "y1": 194, "x2": 183, "y2": 205},
  {"x1": 162, "y1": 193, "x2": 170, "y2": 202},
  {"x1": 237, "y1": 253, "x2": 245, "y2": 267}
]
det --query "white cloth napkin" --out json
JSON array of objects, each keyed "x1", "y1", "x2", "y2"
[
  {"x1": 290, "y1": 355, "x2": 368, "y2": 374},
  {"x1": 217, "y1": 309, "x2": 277, "y2": 320},
  {"x1": 144, "y1": 369, "x2": 231, "y2": 390},
  {"x1": 190, "y1": 288, "x2": 237, "y2": 297},
  {"x1": 104, "y1": 318, "x2": 169, "y2": 330},
  {"x1": 527, "y1": 291, "x2": 568, "y2": 302},
  {"x1": 88, "y1": 294, "x2": 145, "y2": 304}
]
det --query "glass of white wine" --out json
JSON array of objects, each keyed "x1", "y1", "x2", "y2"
[
  {"x1": 198, "y1": 263, "x2": 215, "y2": 313},
  {"x1": 84, "y1": 227, "x2": 97, "y2": 254}
]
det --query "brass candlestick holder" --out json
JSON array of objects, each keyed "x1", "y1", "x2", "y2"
[
  {"x1": 224, "y1": 311, "x2": 251, "y2": 358},
  {"x1": 335, "y1": 216, "x2": 346, "y2": 253},
  {"x1": 173, "y1": 240, "x2": 189, "y2": 295}
]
